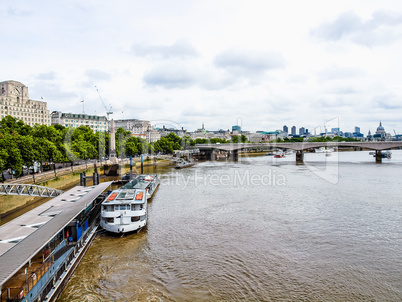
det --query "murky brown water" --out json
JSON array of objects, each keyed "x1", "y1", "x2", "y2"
[{"x1": 58, "y1": 152, "x2": 402, "y2": 301}]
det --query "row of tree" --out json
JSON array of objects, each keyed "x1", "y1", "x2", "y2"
[
  {"x1": 0, "y1": 116, "x2": 186, "y2": 178},
  {"x1": 0, "y1": 116, "x2": 247, "y2": 178}
]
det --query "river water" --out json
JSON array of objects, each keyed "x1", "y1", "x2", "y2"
[{"x1": 58, "y1": 151, "x2": 402, "y2": 301}]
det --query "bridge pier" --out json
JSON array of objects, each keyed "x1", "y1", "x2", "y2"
[
  {"x1": 296, "y1": 150, "x2": 304, "y2": 164},
  {"x1": 375, "y1": 150, "x2": 382, "y2": 163},
  {"x1": 227, "y1": 150, "x2": 239, "y2": 161},
  {"x1": 232, "y1": 150, "x2": 239, "y2": 161}
]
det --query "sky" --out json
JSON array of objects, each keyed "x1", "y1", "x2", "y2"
[{"x1": 1, "y1": 0, "x2": 402, "y2": 135}]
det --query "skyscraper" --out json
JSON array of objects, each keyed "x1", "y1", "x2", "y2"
[
  {"x1": 291, "y1": 126, "x2": 296, "y2": 136},
  {"x1": 283, "y1": 125, "x2": 288, "y2": 133}
]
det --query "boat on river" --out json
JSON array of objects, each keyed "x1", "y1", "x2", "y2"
[
  {"x1": 274, "y1": 152, "x2": 285, "y2": 158},
  {"x1": 120, "y1": 174, "x2": 160, "y2": 198},
  {"x1": 175, "y1": 159, "x2": 196, "y2": 169},
  {"x1": 100, "y1": 174, "x2": 159, "y2": 234},
  {"x1": 0, "y1": 182, "x2": 111, "y2": 302},
  {"x1": 315, "y1": 147, "x2": 332, "y2": 156},
  {"x1": 369, "y1": 150, "x2": 392, "y2": 159}
]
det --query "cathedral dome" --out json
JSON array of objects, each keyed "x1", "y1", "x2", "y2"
[
  {"x1": 377, "y1": 122, "x2": 384, "y2": 131},
  {"x1": 375, "y1": 121, "x2": 386, "y2": 136}
]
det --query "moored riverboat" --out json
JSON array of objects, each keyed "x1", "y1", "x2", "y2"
[
  {"x1": 100, "y1": 188, "x2": 148, "y2": 234},
  {"x1": 128, "y1": 174, "x2": 160, "y2": 199},
  {"x1": 100, "y1": 174, "x2": 160, "y2": 234},
  {"x1": 175, "y1": 159, "x2": 196, "y2": 169},
  {"x1": 0, "y1": 182, "x2": 111, "y2": 302}
]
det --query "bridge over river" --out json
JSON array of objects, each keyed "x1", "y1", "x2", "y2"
[{"x1": 196, "y1": 141, "x2": 402, "y2": 163}]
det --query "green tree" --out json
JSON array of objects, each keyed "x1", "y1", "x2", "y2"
[
  {"x1": 240, "y1": 134, "x2": 248, "y2": 143},
  {"x1": 16, "y1": 135, "x2": 35, "y2": 171},
  {"x1": 231, "y1": 136, "x2": 240, "y2": 143}
]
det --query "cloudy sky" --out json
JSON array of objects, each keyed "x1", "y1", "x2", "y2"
[{"x1": 2, "y1": 0, "x2": 402, "y2": 134}]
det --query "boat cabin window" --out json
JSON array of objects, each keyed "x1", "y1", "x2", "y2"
[
  {"x1": 114, "y1": 205, "x2": 119, "y2": 211},
  {"x1": 103, "y1": 205, "x2": 114, "y2": 211},
  {"x1": 131, "y1": 216, "x2": 140, "y2": 222},
  {"x1": 120, "y1": 205, "x2": 128, "y2": 210},
  {"x1": 131, "y1": 204, "x2": 143, "y2": 211},
  {"x1": 105, "y1": 218, "x2": 114, "y2": 223}
]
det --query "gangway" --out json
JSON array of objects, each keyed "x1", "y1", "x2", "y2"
[{"x1": 0, "y1": 184, "x2": 64, "y2": 197}]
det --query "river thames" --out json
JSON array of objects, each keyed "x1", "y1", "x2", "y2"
[{"x1": 58, "y1": 151, "x2": 402, "y2": 301}]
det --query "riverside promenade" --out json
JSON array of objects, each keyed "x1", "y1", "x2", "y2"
[{"x1": 2, "y1": 159, "x2": 129, "y2": 185}]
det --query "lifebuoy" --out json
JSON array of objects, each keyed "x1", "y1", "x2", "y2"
[{"x1": 68, "y1": 237, "x2": 73, "y2": 242}]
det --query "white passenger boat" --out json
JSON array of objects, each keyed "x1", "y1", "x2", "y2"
[
  {"x1": 100, "y1": 188, "x2": 147, "y2": 234},
  {"x1": 100, "y1": 174, "x2": 159, "y2": 234}
]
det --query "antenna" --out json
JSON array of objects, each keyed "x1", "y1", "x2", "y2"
[{"x1": 95, "y1": 86, "x2": 113, "y2": 120}]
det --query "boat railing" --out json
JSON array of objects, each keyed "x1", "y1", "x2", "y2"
[{"x1": 1, "y1": 257, "x2": 53, "y2": 302}]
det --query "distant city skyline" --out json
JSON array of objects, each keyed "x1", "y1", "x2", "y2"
[{"x1": 2, "y1": 1, "x2": 402, "y2": 135}]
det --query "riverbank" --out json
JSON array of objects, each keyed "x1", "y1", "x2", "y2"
[
  {"x1": 0, "y1": 169, "x2": 96, "y2": 224},
  {"x1": 0, "y1": 158, "x2": 173, "y2": 224}
]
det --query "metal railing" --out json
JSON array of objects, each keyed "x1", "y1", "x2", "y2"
[{"x1": 0, "y1": 184, "x2": 64, "y2": 197}]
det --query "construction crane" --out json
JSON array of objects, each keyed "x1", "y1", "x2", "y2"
[{"x1": 95, "y1": 85, "x2": 113, "y2": 120}]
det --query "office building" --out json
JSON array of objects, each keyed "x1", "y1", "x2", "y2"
[
  {"x1": 51, "y1": 111, "x2": 108, "y2": 132},
  {"x1": 111, "y1": 119, "x2": 160, "y2": 142},
  {"x1": 0, "y1": 80, "x2": 51, "y2": 126},
  {"x1": 232, "y1": 125, "x2": 241, "y2": 133},
  {"x1": 291, "y1": 126, "x2": 296, "y2": 136}
]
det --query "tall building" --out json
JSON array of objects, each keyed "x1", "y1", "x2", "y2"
[
  {"x1": 232, "y1": 125, "x2": 241, "y2": 133},
  {"x1": 353, "y1": 126, "x2": 363, "y2": 138},
  {"x1": 51, "y1": 111, "x2": 108, "y2": 132},
  {"x1": 291, "y1": 126, "x2": 296, "y2": 136},
  {"x1": 0, "y1": 80, "x2": 51, "y2": 126},
  {"x1": 283, "y1": 125, "x2": 288, "y2": 134},
  {"x1": 299, "y1": 127, "x2": 305, "y2": 135}
]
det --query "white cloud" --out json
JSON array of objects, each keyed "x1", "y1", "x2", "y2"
[
  {"x1": 1, "y1": 0, "x2": 402, "y2": 134},
  {"x1": 143, "y1": 63, "x2": 198, "y2": 89},
  {"x1": 131, "y1": 39, "x2": 198, "y2": 59},
  {"x1": 311, "y1": 10, "x2": 402, "y2": 46},
  {"x1": 214, "y1": 48, "x2": 285, "y2": 77},
  {"x1": 317, "y1": 65, "x2": 366, "y2": 82}
]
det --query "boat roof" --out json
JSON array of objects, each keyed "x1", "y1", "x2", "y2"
[
  {"x1": 102, "y1": 189, "x2": 146, "y2": 205},
  {"x1": 123, "y1": 174, "x2": 157, "y2": 190},
  {"x1": 0, "y1": 181, "x2": 112, "y2": 287}
]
